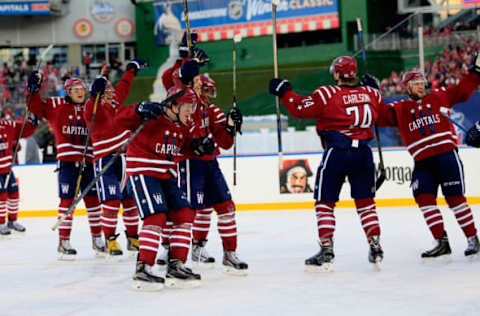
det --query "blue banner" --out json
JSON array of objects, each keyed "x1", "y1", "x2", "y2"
[
  {"x1": 0, "y1": 1, "x2": 50, "y2": 15},
  {"x1": 153, "y1": 0, "x2": 339, "y2": 45}
]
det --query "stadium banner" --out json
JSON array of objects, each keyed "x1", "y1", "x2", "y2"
[
  {"x1": 153, "y1": 0, "x2": 339, "y2": 45},
  {"x1": 0, "y1": 1, "x2": 50, "y2": 15}
]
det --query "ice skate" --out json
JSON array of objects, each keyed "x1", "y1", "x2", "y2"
[
  {"x1": 126, "y1": 232, "x2": 139, "y2": 258},
  {"x1": 8, "y1": 220, "x2": 26, "y2": 233},
  {"x1": 421, "y1": 233, "x2": 451, "y2": 263},
  {"x1": 165, "y1": 259, "x2": 201, "y2": 288},
  {"x1": 465, "y1": 235, "x2": 480, "y2": 258},
  {"x1": 192, "y1": 240, "x2": 215, "y2": 269},
  {"x1": 156, "y1": 243, "x2": 169, "y2": 266},
  {"x1": 92, "y1": 236, "x2": 106, "y2": 258},
  {"x1": 106, "y1": 234, "x2": 123, "y2": 262},
  {"x1": 0, "y1": 224, "x2": 11, "y2": 237},
  {"x1": 223, "y1": 251, "x2": 248, "y2": 276},
  {"x1": 57, "y1": 239, "x2": 77, "y2": 261},
  {"x1": 305, "y1": 239, "x2": 334, "y2": 272},
  {"x1": 132, "y1": 261, "x2": 165, "y2": 291},
  {"x1": 368, "y1": 235, "x2": 383, "y2": 270}
]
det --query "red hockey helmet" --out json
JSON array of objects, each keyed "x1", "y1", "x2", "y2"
[
  {"x1": 401, "y1": 71, "x2": 426, "y2": 86},
  {"x1": 167, "y1": 86, "x2": 197, "y2": 108},
  {"x1": 64, "y1": 78, "x2": 86, "y2": 91},
  {"x1": 329, "y1": 56, "x2": 358, "y2": 79},
  {"x1": 199, "y1": 74, "x2": 216, "y2": 98}
]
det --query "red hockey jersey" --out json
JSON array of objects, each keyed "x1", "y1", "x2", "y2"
[
  {"x1": 84, "y1": 69, "x2": 135, "y2": 160},
  {"x1": 116, "y1": 106, "x2": 192, "y2": 180},
  {"x1": 0, "y1": 119, "x2": 37, "y2": 174},
  {"x1": 28, "y1": 94, "x2": 93, "y2": 162},
  {"x1": 377, "y1": 72, "x2": 480, "y2": 161},
  {"x1": 281, "y1": 84, "x2": 382, "y2": 140},
  {"x1": 161, "y1": 58, "x2": 188, "y2": 91}
]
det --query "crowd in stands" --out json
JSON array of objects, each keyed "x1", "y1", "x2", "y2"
[{"x1": 379, "y1": 38, "x2": 480, "y2": 97}]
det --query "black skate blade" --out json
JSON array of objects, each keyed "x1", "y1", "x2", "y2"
[
  {"x1": 421, "y1": 254, "x2": 452, "y2": 264},
  {"x1": 131, "y1": 280, "x2": 164, "y2": 292},
  {"x1": 305, "y1": 262, "x2": 333, "y2": 273},
  {"x1": 165, "y1": 277, "x2": 201, "y2": 289}
]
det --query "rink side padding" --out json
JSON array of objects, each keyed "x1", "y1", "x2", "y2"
[{"x1": 15, "y1": 147, "x2": 480, "y2": 217}]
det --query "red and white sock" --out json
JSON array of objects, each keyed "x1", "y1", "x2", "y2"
[
  {"x1": 138, "y1": 213, "x2": 165, "y2": 266},
  {"x1": 161, "y1": 221, "x2": 173, "y2": 245},
  {"x1": 214, "y1": 200, "x2": 237, "y2": 251},
  {"x1": 58, "y1": 198, "x2": 74, "y2": 241},
  {"x1": 83, "y1": 195, "x2": 102, "y2": 238},
  {"x1": 102, "y1": 200, "x2": 121, "y2": 239},
  {"x1": 315, "y1": 201, "x2": 336, "y2": 243},
  {"x1": 7, "y1": 191, "x2": 19, "y2": 222},
  {"x1": 416, "y1": 194, "x2": 444, "y2": 239},
  {"x1": 446, "y1": 195, "x2": 477, "y2": 238},
  {"x1": 355, "y1": 198, "x2": 380, "y2": 239},
  {"x1": 192, "y1": 207, "x2": 213, "y2": 242},
  {"x1": 122, "y1": 198, "x2": 139, "y2": 237},
  {"x1": 169, "y1": 207, "x2": 195, "y2": 263},
  {"x1": 0, "y1": 192, "x2": 7, "y2": 225}
]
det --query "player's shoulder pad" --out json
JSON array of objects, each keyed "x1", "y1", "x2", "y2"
[{"x1": 314, "y1": 85, "x2": 341, "y2": 104}]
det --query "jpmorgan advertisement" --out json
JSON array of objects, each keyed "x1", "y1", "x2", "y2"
[{"x1": 153, "y1": 0, "x2": 339, "y2": 45}]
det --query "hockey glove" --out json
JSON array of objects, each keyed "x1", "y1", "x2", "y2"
[
  {"x1": 360, "y1": 73, "x2": 380, "y2": 90},
  {"x1": 466, "y1": 121, "x2": 480, "y2": 148},
  {"x1": 269, "y1": 78, "x2": 291, "y2": 98},
  {"x1": 135, "y1": 101, "x2": 164, "y2": 120},
  {"x1": 192, "y1": 48, "x2": 210, "y2": 66},
  {"x1": 225, "y1": 107, "x2": 243, "y2": 136},
  {"x1": 469, "y1": 51, "x2": 480, "y2": 74},
  {"x1": 179, "y1": 32, "x2": 199, "y2": 58},
  {"x1": 127, "y1": 58, "x2": 148, "y2": 75},
  {"x1": 191, "y1": 136, "x2": 215, "y2": 156},
  {"x1": 27, "y1": 70, "x2": 43, "y2": 93},
  {"x1": 90, "y1": 77, "x2": 107, "y2": 99},
  {"x1": 26, "y1": 112, "x2": 40, "y2": 127},
  {"x1": 179, "y1": 60, "x2": 200, "y2": 86}
]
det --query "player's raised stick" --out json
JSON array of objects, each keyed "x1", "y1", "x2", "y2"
[
  {"x1": 356, "y1": 17, "x2": 386, "y2": 190},
  {"x1": 182, "y1": 0, "x2": 194, "y2": 57},
  {"x1": 52, "y1": 89, "x2": 186, "y2": 231},
  {"x1": 233, "y1": 33, "x2": 242, "y2": 186},
  {"x1": 4, "y1": 44, "x2": 54, "y2": 190},
  {"x1": 272, "y1": 0, "x2": 283, "y2": 168}
]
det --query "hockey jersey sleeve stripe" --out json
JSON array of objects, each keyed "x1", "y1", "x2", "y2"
[
  {"x1": 56, "y1": 143, "x2": 93, "y2": 150},
  {"x1": 320, "y1": 86, "x2": 332, "y2": 98},
  {"x1": 0, "y1": 155, "x2": 12, "y2": 162},
  {"x1": 411, "y1": 139, "x2": 456, "y2": 159},
  {"x1": 94, "y1": 141, "x2": 127, "y2": 156},
  {"x1": 214, "y1": 118, "x2": 226, "y2": 123},
  {"x1": 407, "y1": 131, "x2": 452, "y2": 150},
  {"x1": 0, "y1": 161, "x2": 11, "y2": 169},
  {"x1": 126, "y1": 167, "x2": 169, "y2": 173},
  {"x1": 92, "y1": 130, "x2": 130, "y2": 147},
  {"x1": 126, "y1": 157, "x2": 176, "y2": 165},
  {"x1": 314, "y1": 89, "x2": 327, "y2": 104},
  {"x1": 56, "y1": 151, "x2": 94, "y2": 158}
]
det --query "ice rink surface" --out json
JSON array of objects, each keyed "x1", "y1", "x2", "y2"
[{"x1": 2, "y1": 206, "x2": 480, "y2": 316}]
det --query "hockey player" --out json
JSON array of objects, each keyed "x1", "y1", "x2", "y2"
[
  {"x1": 269, "y1": 56, "x2": 384, "y2": 271},
  {"x1": 371, "y1": 53, "x2": 480, "y2": 259},
  {"x1": 84, "y1": 59, "x2": 146, "y2": 259},
  {"x1": 0, "y1": 116, "x2": 38, "y2": 236},
  {"x1": 184, "y1": 74, "x2": 248, "y2": 275},
  {"x1": 27, "y1": 73, "x2": 106, "y2": 259},
  {"x1": 115, "y1": 88, "x2": 203, "y2": 290}
]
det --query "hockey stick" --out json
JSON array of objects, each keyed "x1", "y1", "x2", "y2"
[
  {"x1": 182, "y1": 0, "x2": 194, "y2": 58},
  {"x1": 72, "y1": 93, "x2": 100, "y2": 200},
  {"x1": 232, "y1": 33, "x2": 242, "y2": 186},
  {"x1": 3, "y1": 44, "x2": 54, "y2": 190},
  {"x1": 272, "y1": 0, "x2": 283, "y2": 168},
  {"x1": 51, "y1": 89, "x2": 186, "y2": 231},
  {"x1": 439, "y1": 107, "x2": 469, "y2": 133},
  {"x1": 356, "y1": 17, "x2": 386, "y2": 190}
]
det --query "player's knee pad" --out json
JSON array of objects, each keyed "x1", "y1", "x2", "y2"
[
  {"x1": 445, "y1": 195, "x2": 467, "y2": 208},
  {"x1": 169, "y1": 207, "x2": 195, "y2": 225},
  {"x1": 212, "y1": 200, "x2": 235, "y2": 216},
  {"x1": 103, "y1": 199, "x2": 121, "y2": 216},
  {"x1": 59, "y1": 198, "x2": 75, "y2": 219},
  {"x1": 0, "y1": 191, "x2": 8, "y2": 202},
  {"x1": 7, "y1": 190, "x2": 19, "y2": 199},
  {"x1": 82, "y1": 195, "x2": 100, "y2": 208},
  {"x1": 143, "y1": 213, "x2": 166, "y2": 228}
]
